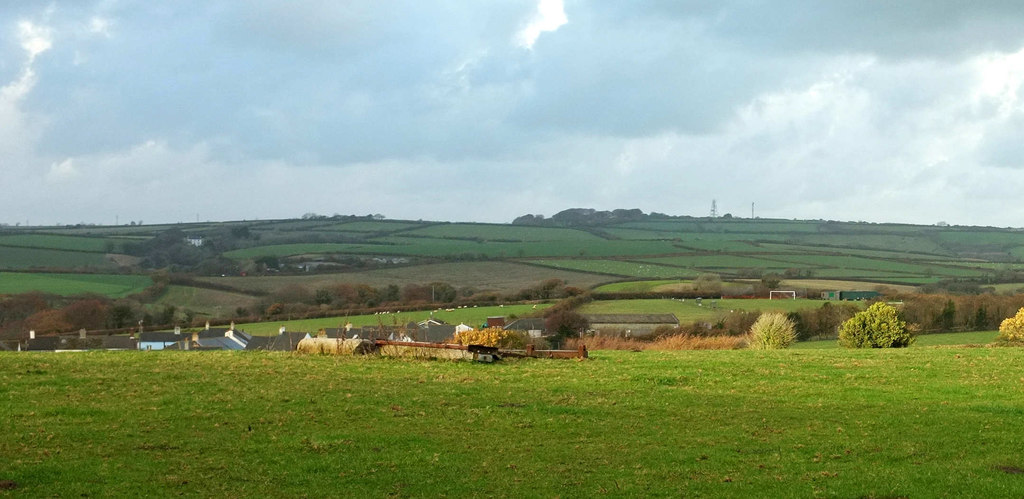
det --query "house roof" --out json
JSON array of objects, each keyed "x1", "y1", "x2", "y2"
[
  {"x1": 198, "y1": 328, "x2": 230, "y2": 339},
  {"x1": 420, "y1": 324, "x2": 456, "y2": 343},
  {"x1": 139, "y1": 331, "x2": 185, "y2": 343},
  {"x1": 244, "y1": 332, "x2": 309, "y2": 351},
  {"x1": 102, "y1": 336, "x2": 138, "y2": 350},
  {"x1": 26, "y1": 335, "x2": 135, "y2": 351},
  {"x1": 504, "y1": 318, "x2": 546, "y2": 331},
  {"x1": 26, "y1": 336, "x2": 62, "y2": 351},
  {"x1": 582, "y1": 314, "x2": 679, "y2": 324},
  {"x1": 197, "y1": 337, "x2": 245, "y2": 350}
]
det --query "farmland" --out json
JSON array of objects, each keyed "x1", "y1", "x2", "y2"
[
  {"x1": 3, "y1": 347, "x2": 1024, "y2": 496},
  {"x1": 0, "y1": 272, "x2": 152, "y2": 298},
  {"x1": 6, "y1": 214, "x2": 1024, "y2": 328}
]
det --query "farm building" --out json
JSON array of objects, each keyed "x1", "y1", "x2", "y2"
[
  {"x1": 822, "y1": 290, "x2": 881, "y2": 301},
  {"x1": 582, "y1": 314, "x2": 679, "y2": 337},
  {"x1": 504, "y1": 318, "x2": 547, "y2": 338}
]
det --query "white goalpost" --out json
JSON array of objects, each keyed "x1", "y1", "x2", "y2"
[{"x1": 769, "y1": 290, "x2": 797, "y2": 300}]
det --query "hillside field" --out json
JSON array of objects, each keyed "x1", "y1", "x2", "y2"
[
  {"x1": 3, "y1": 347, "x2": 1023, "y2": 496},
  {"x1": 0, "y1": 272, "x2": 152, "y2": 298}
]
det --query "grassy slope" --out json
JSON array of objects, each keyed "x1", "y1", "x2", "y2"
[
  {"x1": 0, "y1": 272, "x2": 152, "y2": 298},
  {"x1": 3, "y1": 348, "x2": 1024, "y2": 496},
  {"x1": 200, "y1": 262, "x2": 609, "y2": 294},
  {"x1": 0, "y1": 247, "x2": 113, "y2": 270},
  {"x1": 579, "y1": 298, "x2": 838, "y2": 321}
]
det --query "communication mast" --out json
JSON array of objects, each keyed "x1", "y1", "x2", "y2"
[{"x1": 710, "y1": 200, "x2": 718, "y2": 218}]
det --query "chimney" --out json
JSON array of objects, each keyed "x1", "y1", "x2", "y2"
[
  {"x1": 205, "y1": 321, "x2": 210, "y2": 330},
  {"x1": 80, "y1": 329, "x2": 87, "y2": 339},
  {"x1": 29, "y1": 330, "x2": 35, "y2": 340},
  {"x1": 279, "y1": 326, "x2": 286, "y2": 335},
  {"x1": 191, "y1": 331, "x2": 199, "y2": 343},
  {"x1": 229, "y1": 321, "x2": 235, "y2": 331},
  {"x1": 345, "y1": 322, "x2": 352, "y2": 332},
  {"x1": 174, "y1": 326, "x2": 181, "y2": 335}
]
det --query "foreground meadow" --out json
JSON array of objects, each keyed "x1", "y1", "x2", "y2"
[{"x1": 2, "y1": 348, "x2": 1024, "y2": 497}]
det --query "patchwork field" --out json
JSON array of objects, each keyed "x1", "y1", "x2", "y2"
[
  {"x1": 7, "y1": 216, "x2": 1024, "y2": 308},
  {"x1": 3, "y1": 347, "x2": 1023, "y2": 496},
  {"x1": 199, "y1": 261, "x2": 609, "y2": 296}
]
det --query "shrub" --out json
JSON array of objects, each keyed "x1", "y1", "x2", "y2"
[
  {"x1": 748, "y1": 312, "x2": 796, "y2": 349},
  {"x1": 996, "y1": 307, "x2": 1024, "y2": 345},
  {"x1": 838, "y1": 302, "x2": 912, "y2": 348}
]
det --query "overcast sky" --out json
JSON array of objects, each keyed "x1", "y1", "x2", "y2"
[{"x1": 5, "y1": 1, "x2": 1024, "y2": 227}]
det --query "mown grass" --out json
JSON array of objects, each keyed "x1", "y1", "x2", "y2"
[
  {"x1": 3, "y1": 348, "x2": 1024, "y2": 497},
  {"x1": 0, "y1": 272, "x2": 152, "y2": 298}
]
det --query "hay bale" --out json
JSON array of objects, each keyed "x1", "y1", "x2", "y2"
[{"x1": 297, "y1": 338, "x2": 376, "y2": 355}]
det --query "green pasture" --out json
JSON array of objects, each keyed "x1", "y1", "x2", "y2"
[
  {"x1": 0, "y1": 247, "x2": 114, "y2": 270},
  {"x1": 0, "y1": 272, "x2": 152, "y2": 298},
  {"x1": 641, "y1": 254, "x2": 802, "y2": 271},
  {"x1": 234, "y1": 303, "x2": 551, "y2": 336},
  {"x1": 579, "y1": 298, "x2": 834, "y2": 322},
  {"x1": 757, "y1": 243, "x2": 954, "y2": 261},
  {"x1": 592, "y1": 279, "x2": 693, "y2": 293},
  {"x1": 789, "y1": 234, "x2": 950, "y2": 255},
  {"x1": 794, "y1": 330, "x2": 1001, "y2": 350},
  {"x1": 403, "y1": 223, "x2": 602, "y2": 241},
  {"x1": 4, "y1": 348, "x2": 1024, "y2": 496},
  {"x1": 223, "y1": 243, "x2": 390, "y2": 259},
  {"x1": 310, "y1": 221, "x2": 423, "y2": 232},
  {"x1": 0, "y1": 234, "x2": 125, "y2": 253},
  {"x1": 151, "y1": 285, "x2": 258, "y2": 317},
  {"x1": 200, "y1": 261, "x2": 609, "y2": 296},
  {"x1": 527, "y1": 259, "x2": 697, "y2": 278}
]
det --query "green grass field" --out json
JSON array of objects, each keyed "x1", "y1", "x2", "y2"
[
  {"x1": 234, "y1": 303, "x2": 551, "y2": 335},
  {"x1": 527, "y1": 259, "x2": 698, "y2": 278},
  {"x1": 0, "y1": 272, "x2": 152, "y2": 298},
  {"x1": 0, "y1": 234, "x2": 126, "y2": 253},
  {"x1": 3, "y1": 347, "x2": 1024, "y2": 496},
  {"x1": 579, "y1": 298, "x2": 837, "y2": 322},
  {"x1": 592, "y1": 279, "x2": 694, "y2": 293},
  {"x1": 0, "y1": 247, "x2": 114, "y2": 270},
  {"x1": 794, "y1": 330, "x2": 1001, "y2": 349}
]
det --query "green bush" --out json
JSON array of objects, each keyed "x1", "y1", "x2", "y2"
[
  {"x1": 838, "y1": 302, "x2": 913, "y2": 348},
  {"x1": 747, "y1": 312, "x2": 797, "y2": 349}
]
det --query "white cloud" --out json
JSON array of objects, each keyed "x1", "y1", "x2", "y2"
[{"x1": 515, "y1": 0, "x2": 567, "y2": 49}]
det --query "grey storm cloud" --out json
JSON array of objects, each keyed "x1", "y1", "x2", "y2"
[{"x1": 5, "y1": 1, "x2": 1024, "y2": 226}]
